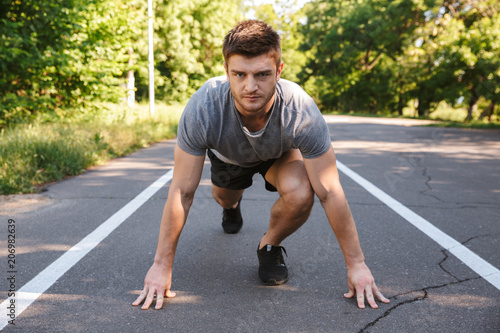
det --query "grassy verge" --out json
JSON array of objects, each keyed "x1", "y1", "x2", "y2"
[{"x1": 0, "y1": 103, "x2": 184, "y2": 195}]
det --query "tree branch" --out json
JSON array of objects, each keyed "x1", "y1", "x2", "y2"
[{"x1": 363, "y1": 51, "x2": 383, "y2": 70}]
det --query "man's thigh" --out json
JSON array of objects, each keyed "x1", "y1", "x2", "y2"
[{"x1": 264, "y1": 149, "x2": 309, "y2": 193}]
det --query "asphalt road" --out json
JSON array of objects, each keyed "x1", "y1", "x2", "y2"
[{"x1": 1, "y1": 115, "x2": 499, "y2": 332}]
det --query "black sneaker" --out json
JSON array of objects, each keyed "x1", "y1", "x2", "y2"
[
  {"x1": 257, "y1": 244, "x2": 288, "y2": 285},
  {"x1": 222, "y1": 197, "x2": 243, "y2": 234}
]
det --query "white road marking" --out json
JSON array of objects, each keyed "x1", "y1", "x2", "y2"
[
  {"x1": 0, "y1": 169, "x2": 174, "y2": 330},
  {"x1": 336, "y1": 160, "x2": 500, "y2": 291}
]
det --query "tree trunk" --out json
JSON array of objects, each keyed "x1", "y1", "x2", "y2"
[
  {"x1": 127, "y1": 47, "x2": 135, "y2": 107},
  {"x1": 465, "y1": 97, "x2": 479, "y2": 122},
  {"x1": 417, "y1": 98, "x2": 430, "y2": 118},
  {"x1": 479, "y1": 101, "x2": 496, "y2": 121},
  {"x1": 397, "y1": 90, "x2": 404, "y2": 116},
  {"x1": 414, "y1": 99, "x2": 419, "y2": 117}
]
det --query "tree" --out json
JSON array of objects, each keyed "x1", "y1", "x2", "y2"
[
  {"x1": 250, "y1": 0, "x2": 308, "y2": 83},
  {"x1": 0, "y1": 0, "x2": 146, "y2": 127},
  {"x1": 299, "y1": 0, "x2": 499, "y2": 119},
  {"x1": 407, "y1": 1, "x2": 500, "y2": 120},
  {"x1": 299, "y1": 0, "x2": 438, "y2": 113},
  {"x1": 134, "y1": 0, "x2": 243, "y2": 103}
]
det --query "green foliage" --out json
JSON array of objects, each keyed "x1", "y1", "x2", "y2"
[
  {"x1": 134, "y1": 0, "x2": 243, "y2": 102},
  {"x1": 2, "y1": 0, "x2": 497, "y2": 132},
  {"x1": 0, "y1": 0, "x2": 243, "y2": 192},
  {"x1": 299, "y1": 0, "x2": 499, "y2": 120},
  {"x1": 0, "y1": 0, "x2": 146, "y2": 127},
  {"x1": 300, "y1": 0, "x2": 437, "y2": 113},
  {"x1": 250, "y1": 0, "x2": 308, "y2": 83},
  {"x1": 1, "y1": 0, "x2": 244, "y2": 125},
  {"x1": 405, "y1": 1, "x2": 500, "y2": 119},
  {"x1": 0, "y1": 103, "x2": 183, "y2": 194}
]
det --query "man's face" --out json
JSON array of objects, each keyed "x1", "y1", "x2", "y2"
[{"x1": 224, "y1": 54, "x2": 284, "y2": 117}]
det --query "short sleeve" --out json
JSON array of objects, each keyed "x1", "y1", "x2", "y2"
[
  {"x1": 293, "y1": 98, "x2": 331, "y2": 159},
  {"x1": 176, "y1": 96, "x2": 208, "y2": 156}
]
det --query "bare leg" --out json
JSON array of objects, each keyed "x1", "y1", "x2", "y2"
[
  {"x1": 212, "y1": 186, "x2": 245, "y2": 234},
  {"x1": 212, "y1": 186, "x2": 244, "y2": 209},
  {"x1": 259, "y1": 150, "x2": 314, "y2": 249}
]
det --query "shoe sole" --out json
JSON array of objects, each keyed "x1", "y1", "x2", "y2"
[
  {"x1": 223, "y1": 228, "x2": 241, "y2": 234},
  {"x1": 260, "y1": 277, "x2": 288, "y2": 286},
  {"x1": 222, "y1": 223, "x2": 242, "y2": 234}
]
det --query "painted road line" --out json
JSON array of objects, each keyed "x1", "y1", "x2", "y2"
[
  {"x1": 336, "y1": 160, "x2": 500, "y2": 291},
  {"x1": 0, "y1": 169, "x2": 174, "y2": 331}
]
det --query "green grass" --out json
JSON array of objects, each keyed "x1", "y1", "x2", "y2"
[
  {"x1": 0, "y1": 102, "x2": 184, "y2": 195},
  {"x1": 423, "y1": 101, "x2": 500, "y2": 129}
]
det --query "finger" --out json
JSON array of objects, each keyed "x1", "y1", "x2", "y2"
[
  {"x1": 365, "y1": 286, "x2": 378, "y2": 309},
  {"x1": 132, "y1": 289, "x2": 148, "y2": 306},
  {"x1": 373, "y1": 284, "x2": 390, "y2": 304},
  {"x1": 344, "y1": 287, "x2": 355, "y2": 299},
  {"x1": 344, "y1": 281, "x2": 355, "y2": 299},
  {"x1": 356, "y1": 287, "x2": 365, "y2": 309},
  {"x1": 155, "y1": 294, "x2": 164, "y2": 310},
  {"x1": 155, "y1": 289, "x2": 177, "y2": 309},
  {"x1": 141, "y1": 289, "x2": 157, "y2": 310}
]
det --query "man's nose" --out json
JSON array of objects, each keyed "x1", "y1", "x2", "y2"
[{"x1": 245, "y1": 76, "x2": 258, "y2": 92}]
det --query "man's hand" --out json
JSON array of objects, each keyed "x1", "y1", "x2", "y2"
[
  {"x1": 344, "y1": 262, "x2": 390, "y2": 309},
  {"x1": 132, "y1": 262, "x2": 176, "y2": 310}
]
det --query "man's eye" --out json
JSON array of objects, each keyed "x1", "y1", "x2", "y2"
[
  {"x1": 258, "y1": 73, "x2": 271, "y2": 78},
  {"x1": 235, "y1": 73, "x2": 244, "y2": 78}
]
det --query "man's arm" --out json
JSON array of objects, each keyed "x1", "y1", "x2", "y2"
[
  {"x1": 303, "y1": 146, "x2": 390, "y2": 309},
  {"x1": 132, "y1": 145, "x2": 205, "y2": 310}
]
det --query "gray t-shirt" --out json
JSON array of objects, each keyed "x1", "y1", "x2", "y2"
[{"x1": 177, "y1": 76, "x2": 331, "y2": 168}]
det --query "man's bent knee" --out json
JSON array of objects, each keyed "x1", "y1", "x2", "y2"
[
  {"x1": 212, "y1": 185, "x2": 243, "y2": 209},
  {"x1": 280, "y1": 176, "x2": 314, "y2": 212}
]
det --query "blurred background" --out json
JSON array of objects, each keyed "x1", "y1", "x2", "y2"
[{"x1": 1, "y1": 0, "x2": 499, "y2": 194}]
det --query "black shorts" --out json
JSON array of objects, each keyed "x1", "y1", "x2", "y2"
[{"x1": 207, "y1": 150, "x2": 278, "y2": 192}]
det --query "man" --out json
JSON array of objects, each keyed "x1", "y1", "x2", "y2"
[{"x1": 133, "y1": 20, "x2": 390, "y2": 310}]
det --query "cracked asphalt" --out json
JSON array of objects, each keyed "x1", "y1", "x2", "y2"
[{"x1": 1, "y1": 115, "x2": 499, "y2": 332}]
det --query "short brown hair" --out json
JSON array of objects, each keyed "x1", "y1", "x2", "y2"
[{"x1": 223, "y1": 20, "x2": 281, "y2": 68}]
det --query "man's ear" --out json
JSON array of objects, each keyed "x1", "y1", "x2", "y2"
[{"x1": 276, "y1": 62, "x2": 284, "y2": 81}]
